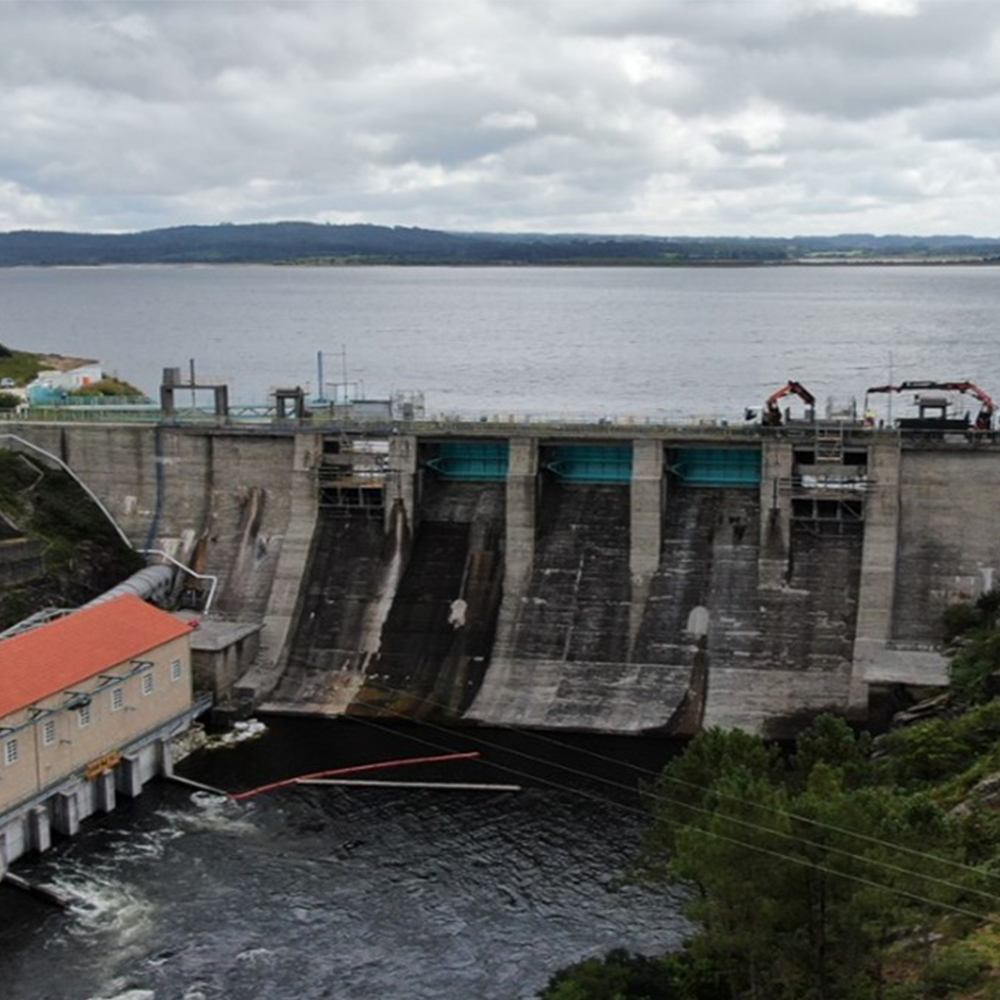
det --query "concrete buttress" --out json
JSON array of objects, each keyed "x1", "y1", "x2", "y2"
[
  {"x1": 629, "y1": 438, "x2": 664, "y2": 650},
  {"x1": 387, "y1": 435, "x2": 419, "y2": 533},
  {"x1": 505, "y1": 438, "x2": 538, "y2": 592},
  {"x1": 232, "y1": 432, "x2": 321, "y2": 704},
  {"x1": 759, "y1": 438, "x2": 793, "y2": 589}
]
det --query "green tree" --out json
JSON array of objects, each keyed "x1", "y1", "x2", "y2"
[
  {"x1": 538, "y1": 948, "x2": 724, "y2": 1000},
  {"x1": 640, "y1": 721, "x2": 974, "y2": 1000},
  {"x1": 875, "y1": 701, "x2": 1000, "y2": 788},
  {"x1": 791, "y1": 714, "x2": 872, "y2": 791},
  {"x1": 641, "y1": 728, "x2": 782, "y2": 868},
  {"x1": 949, "y1": 630, "x2": 1000, "y2": 705},
  {"x1": 664, "y1": 771, "x2": 794, "y2": 999}
]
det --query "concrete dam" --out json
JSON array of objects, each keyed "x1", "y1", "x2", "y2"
[{"x1": 4, "y1": 417, "x2": 995, "y2": 736}]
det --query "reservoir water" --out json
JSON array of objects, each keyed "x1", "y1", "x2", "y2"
[
  {"x1": 1, "y1": 264, "x2": 997, "y2": 997},
  {"x1": 1, "y1": 264, "x2": 998, "y2": 420}
]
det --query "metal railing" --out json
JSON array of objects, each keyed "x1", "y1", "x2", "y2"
[
  {"x1": 4, "y1": 401, "x2": 999, "y2": 446},
  {"x1": 0, "y1": 404, "x2": 765, "y2": 435},
  {"x1": 0, "y1": 607, "x2": 73, "y2": 640}
]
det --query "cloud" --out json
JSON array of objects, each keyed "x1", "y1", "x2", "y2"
[
  {"x1": 481, "y1": 110, "x2": 538, "y2": 132},
  {"x1": 0, "y1": 0, "x2": 999, "y2": 234}
]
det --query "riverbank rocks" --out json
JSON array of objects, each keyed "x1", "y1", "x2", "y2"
[
  {"x1": 950, "y1": 772, "x2": 1000, "y2": 819},
  {"x1": 890, "y1": 692, "x2": 952, "y2": 728}
]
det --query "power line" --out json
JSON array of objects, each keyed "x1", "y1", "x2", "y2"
[
  {"x1": 344, "y1": 712, "x2": 995, "y2": 925},
  {"x1": 514, "y1": 717, "x2": 1000, "y2": 887},
  {"x1": 347, "y1": 705, "x2": 1000, "y2": 908},
  {"x1": 358, "y1": 677, "x2": 1000, "y2": 891}
]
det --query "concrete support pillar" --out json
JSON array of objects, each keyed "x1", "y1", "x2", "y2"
[
  {"x1": 28, "y1": 806, "x2": 51, "y2": 853},
  {"x1": 158, "y1": 737, "x2": 175, "y2": 778},
  {"x1": 95, "y1": 772, "x2": 117, "y2": 813},
  {"x1": 630, "y1": 439, "x2": 664, "y2": 648},
  {"x1": 387, "y1": 435, "x2": 418, "y2": 534},
  {"x1": 294, "y1": 432, "x2": 322, "y2": 475},
  {"x1": 52, "y1": 789, "x2": 80, "y2": 837},
  {"x1": 759, "y1": 439, "x2": 794, "y2": 589},
  {"x1": 116, "y1": 755, "x2": 144, "y2": 799},
  {"x1": 0, "y1": 831, "x2": 8, "y2": 880},
  {"x1": 850, "y1": 438, "x2": 902, "y2": 711},
  {"x1": 505, "y1": 438, "x2": 538, "y2": 591},
  {"x1": 160, "y1": 384, "x2": 175, "y2": 418},
  {"x1": 243, "y1": 432, "x2": 322, "y2": 706}
]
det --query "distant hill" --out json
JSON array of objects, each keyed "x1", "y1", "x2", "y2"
[{"x1": 1, "y1": 222, "x2": 999, "y2": 266}]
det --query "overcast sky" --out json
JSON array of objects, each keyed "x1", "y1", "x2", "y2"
[{"x1": 3, "y1": 0, "x2": 1000, "y2": 236}]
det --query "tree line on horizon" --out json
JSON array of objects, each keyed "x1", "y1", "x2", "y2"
[{"x1": 1, "y1": 222, "x2": 1000, "y2": 266}]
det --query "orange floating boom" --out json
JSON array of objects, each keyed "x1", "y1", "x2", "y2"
[{"x1": 229, "y1": 751, "x2": 481, "y2": 801}]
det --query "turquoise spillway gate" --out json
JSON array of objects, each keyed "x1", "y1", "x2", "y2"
[
  {"x1": 671, "y1": 447, "x2": 761, "y2": 487},
  {"x1": 421, "y1": 444, "x2": 759, "y2": 485},
  {"x1": 424, "y1": 442, "x2": 509, "y2": 480},
  {"x1": 544, "y1": 444, "x2": 633, "y2": 483}
]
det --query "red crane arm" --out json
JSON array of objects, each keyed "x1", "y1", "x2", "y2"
[
  {"x1": 865, "y1": 380, "x2": 995, "y2": 415},
  {"x1": 934, "y1": 382, "x2": 996, "y2": 414},
  {"x1": 765, "y1": 380, "x2": 816, "y2": 408}
]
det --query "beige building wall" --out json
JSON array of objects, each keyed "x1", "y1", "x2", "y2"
[{"x1": 0, "y1": 634, "x2": 192, "y2": 815}]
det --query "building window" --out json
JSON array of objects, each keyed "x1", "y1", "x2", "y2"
[
  {"x1": 4, "y1": 738, "x2": 18, "y2": 765},
  {"x1": 78, "y1": 704, "x2": 91, "y2": 728},
  {"x1": 171, "y1": 658, "x2": 183, "y2": 682},
  {"x1": 111, "y1": 687, "x2": 124, "y2": 712},
  {"x1": 142, "y1": 672, "x2": 154, "y2": 696},
  {"x1": 42, "y1": 719, "x2": 56, "y2": 746}
]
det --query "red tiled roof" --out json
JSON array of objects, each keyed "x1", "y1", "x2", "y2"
[{"x1": 0, "y1": 595, "x2": 192, "y2": 719}]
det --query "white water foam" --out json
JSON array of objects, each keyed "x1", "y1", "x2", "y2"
[
  {"x1": 86, "y1": 991, "x2": 155, "y2": 1000},
  {"x1": 204, "y1": 718, "x2": 268, "y2": 750},
  {"x1": 155, "y1": 792, "x2": 258, "y2": 837},
  {"x1": 105, "y1": 826, "x2": 185, "y2": 864},
  {"x1": 49, "y1": 868, "x2": 154, "y2": 944}
]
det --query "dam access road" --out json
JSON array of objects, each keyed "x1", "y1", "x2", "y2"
[{"x1": 2, "y1": 412, "x2": 987, "y2": 736}]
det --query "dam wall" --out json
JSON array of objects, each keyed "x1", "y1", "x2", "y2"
[
  {"x1": 267, "y1": 477, "x2": 504, "y2": 719},
  {"x1": 893, "y1": 450, "x2": 1000, "y2": 641},
  {"x1": 3, "y1": 418, "x2": 995, "y2": 734},
  {"x1": 0, "y1": 425, "x2": 314, "y2": 678}
]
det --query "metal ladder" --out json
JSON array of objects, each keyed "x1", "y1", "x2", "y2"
[{"x1": 815, "y1": 425, "x2": 845, "y2": 463}]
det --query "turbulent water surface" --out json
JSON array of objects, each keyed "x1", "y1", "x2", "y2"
[{"x1": 0, "y1": 720, "x2": 688, "y2": 1000}]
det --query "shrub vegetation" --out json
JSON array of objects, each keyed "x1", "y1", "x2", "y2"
[{"x1": 68, "y1": 376, "x2": 145, "y2": 398}]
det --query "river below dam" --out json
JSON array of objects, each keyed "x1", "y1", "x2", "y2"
[{"x1": 0, "y1": 718, "x2": 689, "y2": 1000}]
